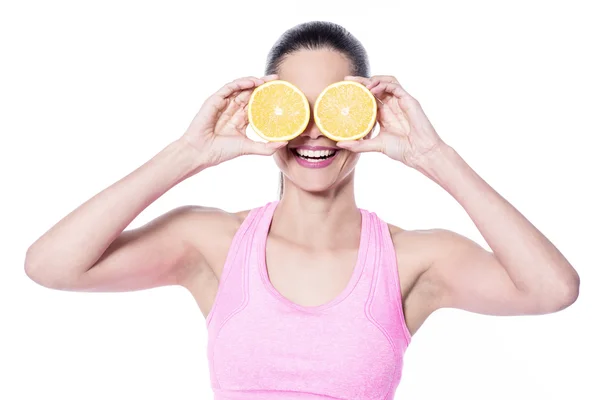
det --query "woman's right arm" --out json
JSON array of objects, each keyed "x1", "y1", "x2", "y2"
[
  {"x1": 24, "y1": 139, "x2": 208, "y2": 291},
  {"x1": 24, "y1": 75, "x2": 285, "y2": 292}
]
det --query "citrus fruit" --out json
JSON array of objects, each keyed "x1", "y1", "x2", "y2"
[
  {"x1": 314, "y1": 80, "x2": 377, "y2": 141},
  {"x1": 248, "y1": 80, "x2": 310, "y2": 142}
]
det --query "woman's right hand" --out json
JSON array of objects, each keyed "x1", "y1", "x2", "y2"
[{"x1": 181, "y1": 75, "x2": 287, "y2": 168}]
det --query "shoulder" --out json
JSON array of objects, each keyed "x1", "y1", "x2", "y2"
[
  {"x1": 385, "y1": 222, "x2": 465, "y2": 297},
  {"x1": 167, "y1": 205, "x2": 253, "y2": 284},
  {"x1": 161, "y1": 205, "x2": 251, "y2": 266},
  {"x1": 386, "y1": 222, "x2": 437, "y2": 259},
  {"x1": 386, "y1": 223, "x2": 437, "y2": 277},
  {"x1": 160, "y1": 205, "x2": 240, "y2": 233},
  {"x1": 386, "y1": 222, "x2": 487, "y2": 293},
  {"x1": 386, "y1": 223, "x2": 471, "y2": 320},
  {"x1": 170, "y1": 205, "x2": 250, "y2": 244},
  {"x1": 387, "y1": 223, "x2": 463, "y2": 262}
]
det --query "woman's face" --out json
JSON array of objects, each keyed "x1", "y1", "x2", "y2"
[{"x1": 273, "y1": 49, "x2": 362, "y2": 194}]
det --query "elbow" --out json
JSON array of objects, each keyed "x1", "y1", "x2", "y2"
[
  {"x1": 543, "y1": 268, "x2": 581, "y2": 313},
  {"x1": 24, "y1": 248, "x2": 69, "y2": 290},
  {"x1": 24, "y1": 247, "x2": 41, "y2": 282},
  {"x1": 559, "y1": 268, "x2": 580, "y2": 309},
  {"x1": 524, "y1": 264, "x2": 580, "y2": 314},
  {"x1": 24, "y1": 250, "x2": 50, "y2": 287}
]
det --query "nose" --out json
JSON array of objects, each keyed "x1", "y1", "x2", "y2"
[{"x1": 300, "y1": 117, "x2": 324, "y2": 140}]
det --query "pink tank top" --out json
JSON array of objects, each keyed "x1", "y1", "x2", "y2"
[{"x1": 205, "y1": 201, "x2": 412, "y2": 399}]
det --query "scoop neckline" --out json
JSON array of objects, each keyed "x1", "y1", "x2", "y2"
[{"x1": 257, "y1": 201, "x2": 369, "y2": 313}]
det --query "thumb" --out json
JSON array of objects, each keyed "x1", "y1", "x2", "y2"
[
  {"x1": 336, "y1": 138, "x2": 383, "y2": 153},
  {"x1": 242, "y1": 139, "x2": 288, "y2": 156}
]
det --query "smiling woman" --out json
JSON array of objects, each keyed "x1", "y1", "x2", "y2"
[
  {"x1": 264, "y1": 21, "x2": 372, "y2": 198},
  {"x1": 24, "y1": 20, "x2": 580, "y2": 400}
]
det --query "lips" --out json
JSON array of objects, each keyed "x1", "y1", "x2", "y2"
[{"x1": 290, "y1": 146, "x2": 339, "y2": 169}]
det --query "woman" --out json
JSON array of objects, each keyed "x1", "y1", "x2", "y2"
[{"x1": 25, "y1": 21, "x2": 579, "y2": 399}]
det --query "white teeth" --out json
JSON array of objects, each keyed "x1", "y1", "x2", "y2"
[{"x1": 296, "y1": 148, "x2": 335, "y2": 158}]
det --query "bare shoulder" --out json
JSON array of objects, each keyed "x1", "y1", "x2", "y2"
[
  {"x1": 387, "y1": 223, "x2": 438, "y2": 264},
  {"x1": 386, "y1": 225, "x2": 438, "y2": 277},
  {"x1": 384, "y1": 223, "x2": 459, "y2": 333},
  {"x1": 175, "y1": 205, "x2": 246, "y2": 230},
  {"x1": 387, "y1": 224, "x2": 469, "y2": 281},
  {"x1": 387, "y1": 225, "x2": 484, "y2": 294},
  {"x1": 390, "y1": 225, "x2": 477, "y2": 265},
  {"x1": 168, "y1": 206, "x2": 251, "y2": 315},
  {"x1": 174, "y1": 205, "x2": 249, "y2": 255},
  {"x1": 160, "y1": 205, "x2": 248, "y2": 284},
  {"x1": 388, "y1": 224, "x2": 459, "y2": 263}
]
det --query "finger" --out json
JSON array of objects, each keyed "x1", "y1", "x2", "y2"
[
  {"x1": 261, "y1": 74, "x2": 279, "y2": 82},
  {"x1": 230, "y1": 75, "x2": 278, "y2": 110},
  {"x1": 367, "y1": 79, "x2": 382, "y2": 91},
  {"x1": 206, "y1": 77, "x2": 265, "y2": 120},
  {"x1": 215, "y1": 76, "x2": 264, "y2": 101},
  {"x1": 335, "y1": 137, "x2": 383, "y2": 154},
  {"x1": 242, "y1": 139, "x2": 288, "y2": 156},
  {"x1": 346, "y1": 75, "x2": 399, "y2": 89},
  {"x1": 345, "y1": 76, "x2": 380, "y2": 92},
  {"x1": 232, "y1": 88, "x2": 254, "y2": 110},
  {"x1": 345, "y1": 75, "x2": 371, "y2": 86},
  {"x1": 370, "y1": 82, "x2": 414, "y2": 102},
  {"x1": 229, "y1": 101, "x2": 250, "y2": 130},
  {"x1": 228, "y1": 75, "x2": 279, "y2": 127},
  {"x1": 369, "y1": 75, "x2": 399, "y2": 84}
]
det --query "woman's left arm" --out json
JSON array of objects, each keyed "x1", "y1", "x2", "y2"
[{"x1": 338, "y1": 75, "x2": 580, "y2": 315}]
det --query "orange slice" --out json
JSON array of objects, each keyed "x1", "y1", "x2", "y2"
[
  {"x1": 248, "y1": 80, "x2": 310, "y2": 142},
  {"x1": 314, "y1": 80, "x2": 377, "y2": 141}
]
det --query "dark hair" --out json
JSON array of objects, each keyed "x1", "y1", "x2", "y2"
[{"x1": 264, "y1": 21, "x2": 371, "y2": 199}]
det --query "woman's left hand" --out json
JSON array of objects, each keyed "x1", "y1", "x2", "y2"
[{"x1": 336, "y1": 75, "x2": 446, "y2": 168}]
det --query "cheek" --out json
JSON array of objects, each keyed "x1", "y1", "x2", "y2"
[
  {"x1": 273, "y1": 147, "x2": 291, "y2": 170},
  {"x1": 342, "y1": 151, "x2": 361, "y2": 169}
]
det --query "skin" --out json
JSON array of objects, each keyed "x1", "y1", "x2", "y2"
[{"x1": 25, "y1": 49, "x2": 580, "y2": 341}]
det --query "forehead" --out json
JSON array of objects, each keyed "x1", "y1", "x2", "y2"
[{"x1": 277, "y1": 49, "x2": 352, "y2": 101}]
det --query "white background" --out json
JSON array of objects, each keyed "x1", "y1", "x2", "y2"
[{"x1": 2, "y1": 0, "x2": 598, "y2": 399}]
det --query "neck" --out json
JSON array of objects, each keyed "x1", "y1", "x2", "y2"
[{"x1": 271, "y1": 173, "x2": 362, "y2": 248}]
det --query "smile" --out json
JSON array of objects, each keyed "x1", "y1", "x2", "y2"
[{"x1": 291, "y1": 146, "x2": 339, "y2": 169}]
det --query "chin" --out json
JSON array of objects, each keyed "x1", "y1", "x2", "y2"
[
  {"x1": 274, "y1": 147, "x2": 358, "y2": 194},
  {"x1": 292, "y1": 174, "x2": 340, "y2": 194}
]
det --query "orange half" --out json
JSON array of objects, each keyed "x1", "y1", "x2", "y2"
[
  {"x1": 314, "y1": 80, "x2": 377, "y2": 141},
  {"x1": 248, "y1": 80, "x2": 310, "y2": 142}
]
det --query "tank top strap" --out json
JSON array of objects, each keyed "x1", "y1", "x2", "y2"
[
  {"x1": 367, "y1": 212, "x2": 412, "y2": 349},
  {"x1": 253, "y1": 200, "x2": 279, "y2": 243},
  {"x1": 204, "y1": 202, "x2": 272, "y2": 329}
]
